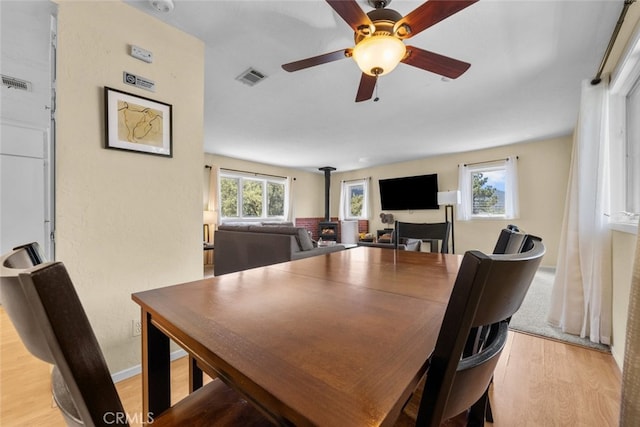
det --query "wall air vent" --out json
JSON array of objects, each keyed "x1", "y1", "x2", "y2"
[
  {"x1": 1, "y1": 75, "x2": 32, "y2": 91},
  {"x1": 235, "y1": 68, "x2": 267, "y2": 86}
]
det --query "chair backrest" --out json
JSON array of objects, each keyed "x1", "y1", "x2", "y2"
[
  {"x1": 473, "y1": 239, "x2": 545, "y2": 326},
  {"x1": 464, "y1": 229, "x2": 542, "y2": 356},
  {"x1": 492, "y1": 226, "x2": 542, "y2": 255},
  {"x1": 0, "y1": 243, "x2": 51, "y2": 361},
  {"x1": 394, "y1": 221, "x2": 451, "y2": 253},
  {"x1": 16, "y1": 261, "x2": 127, "y2": 426},
  {"x1": 438, "y1": 321, "x2": 508, "y2": 421},
  {"x1": 415, "y1": 239, "x2": 545, "y2": 426}
]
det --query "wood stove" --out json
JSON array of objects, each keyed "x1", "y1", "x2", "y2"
[
  {"x1": 318, "y1": 166, "x2": 338, "y2": 241},
  {"x1": 318, "y1": 221, "x2": 338, "y2": 241}
]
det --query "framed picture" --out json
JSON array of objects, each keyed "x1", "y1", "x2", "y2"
[{"x1": 104, "y1": 87, "x2": 172, "y2": 157}]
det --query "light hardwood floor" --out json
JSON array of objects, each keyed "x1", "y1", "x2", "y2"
[{"x1": 0, "y1": 305, "x2": 620, "y2": 426}]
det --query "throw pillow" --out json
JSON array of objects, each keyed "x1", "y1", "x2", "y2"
[{"x1": 297, "y1": 228, "x2": 315, "y2": 251}]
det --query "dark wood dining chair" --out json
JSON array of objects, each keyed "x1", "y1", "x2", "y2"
[
  {"x1": 394, "y1": 221, "x2": 451, "y2": 253},
  {"x1": 487, "y1": 227, "x2": 543, "y2": 348},
  {"x1": 1, "y1": 246, "x2": 272, "y2": 427},
  {"x1": 397, "y1": 239, "x2": 545, "y2": 426},
  {"x1": 0, "y1": 242, "x2": 49, "y2": 360},
  {"x1": 460, "y1": 227, "x2": 543, "y2": 423},
  {"x1": 492, "y1": 225, "x2": 542, "y2": 255}
]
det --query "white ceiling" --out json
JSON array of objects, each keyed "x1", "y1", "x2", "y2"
[{"x1": 125, "y1": 0, "x2": 621, "y2": 173}]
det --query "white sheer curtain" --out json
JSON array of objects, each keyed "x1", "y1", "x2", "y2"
[
  {"x1": 207, "y1": 165, "x2": 218, "y2": 214},
  {"x1": 285, "y1": 176, "x2": 295, "y2": 222},
  {"x1": 504, "y1": 156, "x2": 519, "y2": 219},
  {"x1": 547, "y1": 79, "x2": 612, "y2": 345},
  {"x1": 339, "y1": 181, "x2": 347, "y2": 221},
  {"x1": 457, "y1": 164, "x2": 472, "y2": 221},
  {"x1": 361, "y1": 178, "x2": 370, "y2": 220}
]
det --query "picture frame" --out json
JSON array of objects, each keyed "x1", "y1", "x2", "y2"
[{"x1": 104, "y1": 86, "x2": 172, "y2": 157}]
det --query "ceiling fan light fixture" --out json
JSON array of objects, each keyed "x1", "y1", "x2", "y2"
[{"x1": 352, "y1": 35, "x2": 406, "y2": 76}]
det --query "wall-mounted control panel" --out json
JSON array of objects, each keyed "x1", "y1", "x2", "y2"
[{"x1": 130, "y1": 45, "x2": 153, "y2": 63}]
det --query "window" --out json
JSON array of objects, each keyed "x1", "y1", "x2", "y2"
[
  {"x1": 609, "y1": 25, "x2": 640, "y2": 227},
  {"x1": 626, "y1": 79, "x2": 640, "y2": 213},
  {"x1": 471, "y1": 167, "x2": 506, "y2": 215},
  {"x1": 457, "y1": 157, "x2": 519, "y2": 220},
  {"x1": 219, "y1": 170, "x2": 287, "y2": 221},
  {"x1": 339, "y1": 178, "x2": 370, "y2": 220}
]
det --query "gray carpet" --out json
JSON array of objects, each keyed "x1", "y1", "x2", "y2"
[{"x1": 509, "y1": 267, "x2": 610, "y2": 352}]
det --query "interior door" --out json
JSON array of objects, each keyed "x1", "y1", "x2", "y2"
[{"x1": 0, "y1": 123, "x2": 47, "y2": 255}]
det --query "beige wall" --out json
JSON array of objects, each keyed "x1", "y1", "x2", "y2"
[
  {"x1": 56, "y1": 0, "x2": 204, "y2": 373},
  {"x1": 204, "y1": 154, "x2": 326, "y2": 219},
  {"x1": 612, "y1": 231, "x2": 637, "y2": 366},
  {"x1": 334, "y1": 136, "x2": 572, "y2": 267},
  {"x1": 207, "y1": 137, "x2": 571, "y2": 268},
  {"x1": 602, "y1": 3, "x2": 640, "y2": 77}
]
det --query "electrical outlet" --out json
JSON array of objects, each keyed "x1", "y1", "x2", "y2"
[
  {"x1": 132, "y1": 319, "x2": 142, "y2": 337},
  {"x1": 130, "y1": 45, "x2": 153, "y2": 63}
]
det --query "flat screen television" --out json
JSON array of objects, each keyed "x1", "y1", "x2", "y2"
[{"x1": 378, "y1": 174, "x2": 439, "y2": 210}]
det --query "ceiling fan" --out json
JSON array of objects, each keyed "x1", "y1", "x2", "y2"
[{"x1": 281, "y1": 0, "x2": 478, "y2": 102}]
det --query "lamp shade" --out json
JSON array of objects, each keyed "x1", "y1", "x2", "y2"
[
  {"x1": 203, "y1": 210, "x2": 217, "y2": 224},
  {"x1": 437, "y1": 190, "x2": 461, "y2": 206},
  {"x1": 352, "y1": 35, "x2": 406, "y2": 76}
]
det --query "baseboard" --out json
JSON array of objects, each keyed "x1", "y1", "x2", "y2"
[{"x1": 111, "y1": 349, "x2": 188, "y2": 383}]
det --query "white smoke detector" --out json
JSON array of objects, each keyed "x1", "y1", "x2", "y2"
[{"x1": 149, "y1": 0, "x2": 174, "y2": 13}]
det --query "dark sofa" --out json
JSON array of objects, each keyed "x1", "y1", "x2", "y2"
[{"x1": 214, "y1": 223, "x2": 344, "y2": 276}]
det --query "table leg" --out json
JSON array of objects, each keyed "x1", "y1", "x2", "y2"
[
  {"x1": 189, "y1": 356, "x2": 204, "y2": 392},
  {"x1": 141, "y1": 309, "x2": 171, "y2": 424}
]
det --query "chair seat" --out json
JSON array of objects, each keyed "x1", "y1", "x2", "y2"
[
  {"x1": 394, "y1": 374, "x2": 470, "y2": 427},
  {"x1": 152, "y1": 379, "x2": 272, "y2": 427},
  {"x1": 52, "y1": 366, "x2": 271, "y2": 427}
]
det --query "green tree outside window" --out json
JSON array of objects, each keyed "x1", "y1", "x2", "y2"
[
  {"x1": 220, "y1": 177, "x2": 239, "y2": 217},
  {"x1": 219, "y1": 173, "x2": 287, "y2": 220},
  {"x1": 472, "y1": 172, "x2": 502, "y2": 215}
]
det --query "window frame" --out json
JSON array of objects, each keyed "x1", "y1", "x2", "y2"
[
  {"x1": 609, "y1": 23, "x2": 640, "y2": 233},
  {"x1": 218, "y1": 170, "x2": 288, "y2": 222},
  {"x1": 626, "y1": 80, "x2": 640, "y2": 214},
  {"x1": 343, "y1": 180, "x2": 366, "y2": 220},
  {"x1": 458, "y1": 157, "x2": 519, "y2": 221},
  {"x1": 468, "y1": 164, "x2": 507, "y2": 218},
  {"x1": 339, "y1": 178, "x2": 369, "y2": 221}
]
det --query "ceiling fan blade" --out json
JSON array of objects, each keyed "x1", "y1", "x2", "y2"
[
  {"x1": 355, "y1": 73, "x2": 376, "y2": 103},
  {"x1": 402, "y1": 45, "x2": 470, "y2": 79},
  {"x1": 326, "y1": 0, "x2": 373, "y2": 32},
  {"x1": 282, "y1": 49, "x2": 351, "y2": 72},
  {"x1": 397, "y1": 0, "x2": 478, "y2": 39}
]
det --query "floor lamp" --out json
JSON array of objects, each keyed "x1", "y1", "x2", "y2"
[{"x1": 437, "y1": 190, "x2": 461, "y2": 253}]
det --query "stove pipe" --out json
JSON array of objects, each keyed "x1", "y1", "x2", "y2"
[{"x1": 318, "y1": 166, "x2": 336, "y2": 221}]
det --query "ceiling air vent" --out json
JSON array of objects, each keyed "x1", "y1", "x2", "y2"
[
  {"x1": 235, "y1": 68, "x2": 267, "y2": 87},
  {"x1": 2, "y1": 75, "x2": 32, "y2": 91}
]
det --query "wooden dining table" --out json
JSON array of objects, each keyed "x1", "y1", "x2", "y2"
[{"x1": 132, "y1": 247, "x2": 462, "y2": 427}]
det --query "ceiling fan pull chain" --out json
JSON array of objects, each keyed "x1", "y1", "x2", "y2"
[{"x1": 374, "y1": 76, "x2": 380, "y2": 102}]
